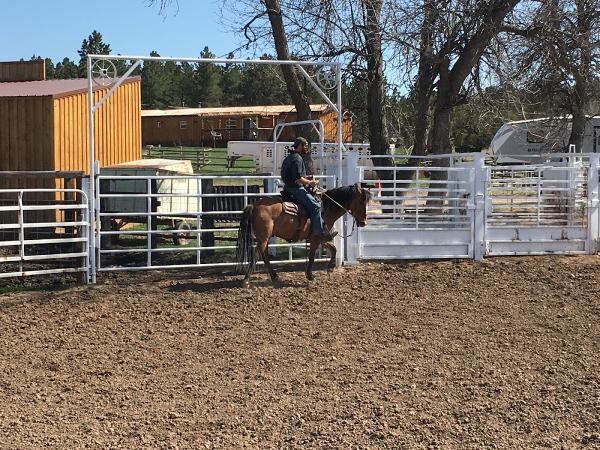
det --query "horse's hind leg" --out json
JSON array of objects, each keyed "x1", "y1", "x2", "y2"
[
  {"x1": 242, "y1": 258, "x2": 252, "y2": 288},
  {"x1": 258, "y1": 239, "x2": 280, "y2": 284}
]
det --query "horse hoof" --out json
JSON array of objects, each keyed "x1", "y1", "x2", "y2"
[
  {"x1": 306, "y1": 273, "x2": 315, "y2": 281},
  {"x1": 327, "y1": 267, "x2": 334, "y2": 274},
  {"x1": 242, "y1": 279, "x2": 250, "y2": 289}
]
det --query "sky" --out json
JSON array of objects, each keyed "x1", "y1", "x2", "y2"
[{"x1": 0, "y1": 0, "x2": 245, "y2": 63}]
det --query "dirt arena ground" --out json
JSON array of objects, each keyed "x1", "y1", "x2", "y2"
[{"x1": 0, "y1": 256, "x2": 598, "y2": 449}]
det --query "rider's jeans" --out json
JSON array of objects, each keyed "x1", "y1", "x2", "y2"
[{"x1": 284, "y1": 185, "x2": 325, "y2": 234}]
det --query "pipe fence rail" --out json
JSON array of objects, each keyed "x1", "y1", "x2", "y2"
[
  {"x1": 0, "y1": 188, "x2": 89, "y2": 279},
  {"x1": 2, "y1": 153, "x2": 600, "y2": 283},
  {"x1": 94, "y1": 173, "x2": 338, "y2": 274}
]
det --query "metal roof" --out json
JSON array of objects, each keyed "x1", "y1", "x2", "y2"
[
  {"x1": 506, "y1": 115, "x2": 600, "y2": 125},
  {"x1": 0, "y1": 76, "x2": 141, "y2": 99},
  {"x1": 141, "y1": 104, "x2": 330, "y2": 117}
]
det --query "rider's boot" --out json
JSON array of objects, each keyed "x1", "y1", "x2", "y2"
[{"x1": 318, "y1": 229, "x2": 338, "y2": 242}]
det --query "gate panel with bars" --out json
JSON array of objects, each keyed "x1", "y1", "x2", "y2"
[
  {"x1": 0, "y1": 188, "x2": 89, "y2": 279},
  {"x1": 485, "y1": 163, "x2": 590, "y2": 255},
  {"x1": 95, "y1": 173, "x2": 338, "y2": 273},
  {"x1": 347, "y1": 154, "x2": 482, "y2": 262},
  {"x1": 3, "y1": 154, "x2": 600, "y2": 282}
]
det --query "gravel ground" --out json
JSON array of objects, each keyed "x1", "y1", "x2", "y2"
[{"x1": 0, "y1": 256, "x2": 599, "y2": 449}]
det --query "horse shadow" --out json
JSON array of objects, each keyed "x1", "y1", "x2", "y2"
[{"x1": 167, "y1": 275, "x2": 309, "y2": 294}]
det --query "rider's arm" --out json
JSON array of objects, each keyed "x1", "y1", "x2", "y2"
[{"x1": 296, "y1": 176, "x2": 318, "y2": 187}]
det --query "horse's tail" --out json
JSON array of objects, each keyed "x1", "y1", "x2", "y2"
[{"x1": 236, "y1": 204, "x2": 256, "y2": 275}]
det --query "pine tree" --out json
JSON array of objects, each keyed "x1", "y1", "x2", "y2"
[
  {"x1": 44, "y1": 58, "x2": 55, "y2": 79},
  {"x1": 239, "y1": 55, "x2": 290, "y2": 105},
  {"x1": 194, "y1": 47, "x2": 223, "y2": 107},
  {"x1": 78, "y1": 30, "x2": 111, "y2": 77},
  {"x1": 221, "y1": 53, "x2": 243, "y2": 106},
  {"x1": 141, "y1": 51, "x2": 175, "y2": 108},
  {"x1": 177, "y1": 62, "x2": 198, "y2": 107},
  {"x1": 55, "y1": 57, "x2": 78, "y2": 79},
  {"x1": 113, "y1": 56, "x2": 128, "y2": 78}
]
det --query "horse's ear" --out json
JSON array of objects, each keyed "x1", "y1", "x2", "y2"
[{"x1": 353, "y1": 182, "x2": 362, "y2": 193}]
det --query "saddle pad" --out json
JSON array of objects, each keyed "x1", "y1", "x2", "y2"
[{"x1": 282, "y1": 201, "x2": 300, "y2": 216}]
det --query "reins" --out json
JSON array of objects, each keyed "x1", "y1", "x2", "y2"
[{"x1": 316, "y1": 188, "x2": 357, "y2": 239}]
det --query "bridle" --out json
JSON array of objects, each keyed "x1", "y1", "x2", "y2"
[{"x1": 316, "y1": 188, "x2": 358, "y2": 239}]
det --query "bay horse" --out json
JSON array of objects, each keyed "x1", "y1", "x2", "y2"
[{"x1": 236, "y1": 184, "x2": 371, "y2": 287}]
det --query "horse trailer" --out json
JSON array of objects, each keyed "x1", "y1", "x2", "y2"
[{"x1": 490, "y1": 116, "x2": 600, "y2": 163}]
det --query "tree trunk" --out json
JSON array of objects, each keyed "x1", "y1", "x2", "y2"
[
  {"x1": 431, "y1": 60, "x2": 454, "y2": 157},
  {"x1": 425, "y1": 0, "x2": 519, "y2": 207},
  {"x1": 412, "y1": 0, "x2": 436, "y2": 160},
  {"x1": 264, "y1": 0, "x2": 314, "y2": 173},
  {"x1": 363, "y1": 0, "x2": 393, "y2": 181},
  {"x1": 568, "y1": 1, "x2": 592, "y2": 153},
  {"x1": 429, "y1": 0, "x2": 520, "y2": 159},
  {"x1": 568, "y1": 102, "x2": 587, "y2": 152},
  {"x1": 402, "y1": 0, "x2": 437, "y2": 186}
]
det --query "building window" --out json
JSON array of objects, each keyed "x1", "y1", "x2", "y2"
[
  {"x1": 179, "y1": 120, "x2": 188, "y2": 130},
  {"x1": 226, "y1": 118, "x2": 237, "y2": 129},
  {"x1": 156, "y1": 121, "x2": 162, "y2": 129}
]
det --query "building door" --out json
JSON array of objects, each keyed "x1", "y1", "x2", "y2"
[{"x1": 242, "y1": 117, "x2": 257, "y2": 140}]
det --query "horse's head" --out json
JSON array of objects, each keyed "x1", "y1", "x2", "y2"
[{"x1": 349, "y1": 183, "x2": 371, "y2": 227}]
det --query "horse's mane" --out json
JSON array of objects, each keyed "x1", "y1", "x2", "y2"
[{"x1": 322, "y1": 185, "x2": 360, "y2": 210}]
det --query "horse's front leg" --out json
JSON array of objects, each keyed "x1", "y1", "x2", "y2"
[
  {"x1": 322, "y1": 241, "x2": 337, "y2": 274},
  {"x1": 305, "y1": 238, "x2": 318, "y2": 281}
]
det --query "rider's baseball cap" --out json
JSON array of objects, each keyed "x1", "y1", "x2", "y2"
[{"x1": 292, "y1": 137, "x2": 308, "y2": 148}]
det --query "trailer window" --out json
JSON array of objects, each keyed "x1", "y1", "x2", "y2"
[
  {"x1": 226, "y1": 119, "x2": 237, "y2": 129},
  {"x1": 179, "y1": 120, "x2": 188, "y2": 130},
  {"x1": 156, "y1": 121, "x2": 162, "y2": 129}
]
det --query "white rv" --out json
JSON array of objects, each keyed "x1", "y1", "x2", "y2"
[{"x1": 490, "y1": 116, "x2": 600, "y2": 163}]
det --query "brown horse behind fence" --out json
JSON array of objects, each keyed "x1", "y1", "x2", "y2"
[{"x1": 236, "y1": 184, "x2": 371, "y2": 287}]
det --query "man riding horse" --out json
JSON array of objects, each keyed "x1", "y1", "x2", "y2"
[
  {"x1": 236, "y1": 137, "x2": 371, "y2": 287},
  {"x1": 280, "y1": 137, "x2": 337, "y2": 242}
]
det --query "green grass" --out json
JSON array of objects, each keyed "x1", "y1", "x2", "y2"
[
  {"x1": 143, "y1": 146, "x2": 256, "y2": 175},
  {"x1": 0, "y1": 282, "x2": 75, "y2": 295}
]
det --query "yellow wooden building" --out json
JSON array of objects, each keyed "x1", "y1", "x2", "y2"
[{"x1": 0, "y1": 69, "x2": 141, "y2": 175}]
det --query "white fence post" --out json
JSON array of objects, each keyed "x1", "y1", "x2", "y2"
[
  {"x1": 587, "y1": 154, "x2": 599, "y2": 254},
  {"x1": 343, "y1": 151, "x2": 360, "y2": 265},
  {"x1": 472, "y1": 153, "x2": 487, "y2": 260}
]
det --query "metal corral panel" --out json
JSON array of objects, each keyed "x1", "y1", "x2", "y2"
[
  {"x1": 352, "y1": 227, "x2": 473, "y2": 260},
  {"x1": 227, "y1": 140, "x2": 374, "y2": 174},
  {"x1": 486, "y1": 226, "x2": 588, "y2": 255}
]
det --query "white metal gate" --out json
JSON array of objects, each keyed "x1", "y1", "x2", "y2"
[
  {"x1": 485, "y1": 161, "x2": 591, "y2": 255},
  {"x1": 0, "y1": 188, "x2": 89, "y2": 279},
  {"x1": 347, "y1": 154, "x2": 486, "y2": 262},
  {"x1": 95, "y1": 172, "x2": 338, "y2": 273}
]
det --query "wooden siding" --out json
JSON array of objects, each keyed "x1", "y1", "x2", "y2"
[
  {"x1": 0, "y1": 80, "x2": 140, "y2": 223},
  {"x1": 0, "y1": 96, "x2": 54, "y2": 190},
  {"x1": 0, "y1": 60, "x2": 45, "y2": 82},
  {"x1": 142, "y1": 109, "x2": 352, "y2": 147},
  {"x1": 53, "y1": 80, "x2": 142, "y2": 173}
]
